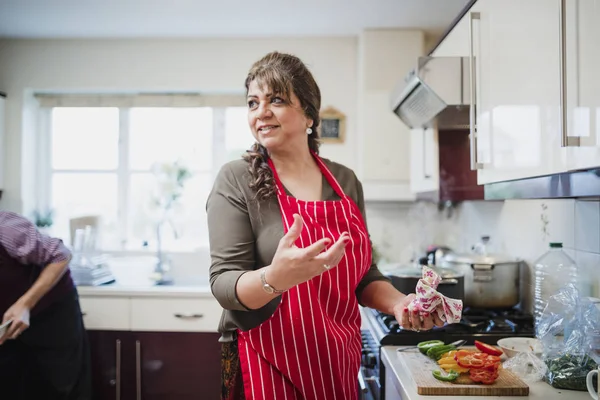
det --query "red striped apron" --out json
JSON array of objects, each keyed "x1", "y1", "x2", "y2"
[{"x1": 237, "y1": 154, "x2": 372, "y2": 400}]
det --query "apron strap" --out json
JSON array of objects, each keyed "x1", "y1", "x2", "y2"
[
  {"x1": 311, "y1": 151, "x2": 346, "y2": 199},
  {"x1": 266, "y1": 151, "x2": 347, "y2": 199}
]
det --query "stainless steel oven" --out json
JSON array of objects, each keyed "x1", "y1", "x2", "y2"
[{"x1": 359, "y1": 329, "x2": 381, "y2": 400}]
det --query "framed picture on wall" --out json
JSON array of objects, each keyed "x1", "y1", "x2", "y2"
[{"x1": 319, "y1": 106, "x2": 346, "y2": 144}]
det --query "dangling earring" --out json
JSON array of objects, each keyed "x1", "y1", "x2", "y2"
[{"x1": 306, "y1": 127, "x2": 313, "y2": 135}]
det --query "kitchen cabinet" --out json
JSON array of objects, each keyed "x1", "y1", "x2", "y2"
[
  {"x1": 358, "y1": 29, "x2": 424, "y2": 201},
  {"x1": 410, "y1": 127, "x2": 438, "y2": 194},
  {"x1": 473, "y1": 0, "x2": 566, "y2": 185},
  {"x1": 88, "y1": 330, "x2": 134, "y2": 400},
  {"x1": 81, "y1": 293, "x2": 222, "y2": 400},
  {"x1": 566, "y1": 0, "x2": 600, "y2": 171},
  {"x1": 88, "y1": 331, "x2": 221, "y2": 400},
  {"x1": 432, "y1": 0, "x2": 600, "y2": 186},
  {"x1": 430, "y1": 11, "x2": 471, "y2": 58},
  {"x1": 135, "y1": 331, "x2": 221, "y2": 400}
]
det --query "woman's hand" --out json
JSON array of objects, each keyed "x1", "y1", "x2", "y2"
[
  {"x1": 267, "y1": 214, "x2": 349, "y2": 291},
  {"x1": 392, "y1": 295, "x2": 445, "y2": 332},
  {"x1": 0, "y1": 301, "x2": 30, "y2": 344}
]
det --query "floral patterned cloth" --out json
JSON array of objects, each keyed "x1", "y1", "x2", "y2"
[
  {"x1": 407, "y1": 266, "x2": 463, "y2": 323},
  {"x1": 221, "y1": 340, "x2": 246, "y2": 400}
]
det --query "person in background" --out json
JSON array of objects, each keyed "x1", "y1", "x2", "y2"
[
  {"x1": 207, "y1": 51, "x2": 445, "y2": 400},
  {"x1": 0, "y1": 211, "x2": 91, "y2": 400}
]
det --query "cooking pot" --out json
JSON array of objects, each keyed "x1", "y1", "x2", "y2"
[
  {"x1": 441, "y1": 252, "x2": 522, "y2": 309},
  {"x1": 384, "y1": 265, "x2": 465, "y2": 302}
]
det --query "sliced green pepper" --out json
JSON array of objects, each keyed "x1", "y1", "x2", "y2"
[
  {"x1": 432, "y1": 369, "x2": 459, "y2": 382},
  {"x1": 417, "y1": 340, "x2": 445, "y2": 354},
  {"x1": 427, "y1": 344, "x2": 457, "y2": 360}
]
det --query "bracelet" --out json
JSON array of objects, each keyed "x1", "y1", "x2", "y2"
[{"x1": 260, "y1": 269, "x2": 286, "y2": 294}]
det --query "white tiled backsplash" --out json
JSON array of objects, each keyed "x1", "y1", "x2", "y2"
[{"x1": 365, "y1": 199, "x2": 600, "y2": 310}]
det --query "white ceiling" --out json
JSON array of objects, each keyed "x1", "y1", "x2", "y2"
[{"x1": 0, "y1": 0, "x2": 470, "y2": 38}]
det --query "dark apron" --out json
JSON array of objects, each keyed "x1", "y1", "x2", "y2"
[{"x1": 0, "y1": 286, "x2": 91, "y2": 400}]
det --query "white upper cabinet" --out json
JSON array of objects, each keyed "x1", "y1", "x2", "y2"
[
  {"x1": 409, "y1": 127, "x2": 439, "y2": 194},
  {"x1": 430, "y1": 12, "x2": 471, "y2": 57},
  {"x1": 567, "y1": 0, "x2": 600, "y2": 171},
  {"x1": 358, "y1": 30, "x2": 424, "y2": 201},
  {"x1": 473, "y1": 0, "x2": 567, "y2": 185},
  {"x1": 431, "y1": 0, "x2": 600, "y2": 186}
]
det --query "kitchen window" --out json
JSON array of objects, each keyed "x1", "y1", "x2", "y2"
[{"x1": 35, "y1": 94, "x2": 253, "y2": 252}]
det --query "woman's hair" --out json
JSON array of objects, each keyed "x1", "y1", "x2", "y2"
[{"x1": 242, "y1": 51, "x2": 322, "y2": 201}]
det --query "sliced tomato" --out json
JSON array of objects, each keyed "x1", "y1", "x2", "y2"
[
  {"x1": 470, "y1": 369, "x2": 499, "y2": 385},
  {"x1": 456, "y1": 352, "x2": 501, "y2": 369},
  {"x1": 474, "y1": 340, "x2": 503, "y2": 356},
  {"x1": 453, "y1": 350, "x2": 475, "y2": 361},
  {"x1": 481, "y1": 361, "x2": 501, "y2": 372},
  {"x1": 456, "y1": 353, "x2": 486, "y2": 368},
  {"x1": 480, "y1": 354, "x2": 502, "y2": 368}
]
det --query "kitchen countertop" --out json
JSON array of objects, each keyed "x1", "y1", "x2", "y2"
[
  {"x1": 381, "y1": 346, "x2": 592, "y2": 400},
  {"x1": 76, "y1": 282, "x2": 213, "y2": 298}
]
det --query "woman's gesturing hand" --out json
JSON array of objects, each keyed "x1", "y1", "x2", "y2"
[{"x1": 267, "y1": 214, "x2": 349, "y2": 291}]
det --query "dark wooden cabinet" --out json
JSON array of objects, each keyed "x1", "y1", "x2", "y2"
[
  {"x1": 87, "y1": 330, "x2": 221, "y2": 400},
  {"x1": 136, "y1": 332, "x2": 222, "y2": 400},
  {"x1": 88, "y1": 330, "x2": 134, "y2": 400}
]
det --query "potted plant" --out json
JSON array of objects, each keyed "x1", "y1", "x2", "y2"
[{"x1": 149, "y1": 160, "x2": 192, "y2": 284}]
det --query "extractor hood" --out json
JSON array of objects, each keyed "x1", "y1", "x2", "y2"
[{"x1": 390, "y1": 56, "x2": 471, "y2": 130}]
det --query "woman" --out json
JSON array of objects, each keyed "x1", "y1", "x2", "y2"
[{"x1": 207, "y1": 51, "x2": 444, "y2": 400}]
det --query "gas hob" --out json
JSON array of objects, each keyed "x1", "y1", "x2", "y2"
[{"x1": 362, "y1": 306, "x2": 535, "y2": 346}]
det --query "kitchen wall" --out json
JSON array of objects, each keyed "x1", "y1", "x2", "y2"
[
  {"x1": 0, "y1": 37, "x2": 359, "y2": 213},
  {"x1": 364, "y1": 201, "x2": 462, "y2": 266},
  {"x1": 365, "y1": 198, "x2": 600, "y2": 310},
  {"x1": 458, "y1": 198, "x2": 600, "y2": 308}
]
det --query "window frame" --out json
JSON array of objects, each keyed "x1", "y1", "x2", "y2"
[{"x1": 35, "y1": 93, "x2": 248, "y2": 252}]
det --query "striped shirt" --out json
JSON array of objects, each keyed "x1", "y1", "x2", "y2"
[
  {"x1": 0, "y1": 211, "x2": 74, "y2": 315},
  {"x1": 0, "y1": 211, "x2": 71, "y2": 266}
]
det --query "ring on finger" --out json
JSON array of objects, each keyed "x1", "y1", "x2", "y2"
[{"x1": 323, "y1": 264, "x2": 332, "y2": 270}]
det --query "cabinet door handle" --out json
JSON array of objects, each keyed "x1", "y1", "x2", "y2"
[
  {"x1": 469, "y1": 11, "x2": 484, "y2": 170},
  {"x1": 136, "y1": 340, "x2": 142, "y2": 400},
  {"x1": 116, "y1": 339, "x2": 121, "y2": 400},
  {"x1": 174, "y1": 313, "x2": 204, "y2": 319},
  {"x1": 422, "y1": 130, "x2": 431, "y2": 179},
  {"x1": 559, "y1": 0, "x2": 580, "y2": 147}
]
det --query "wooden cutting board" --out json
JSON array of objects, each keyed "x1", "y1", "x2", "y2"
[{"x1": 397, "y1": 349, "x2": 530, "y2": 396}]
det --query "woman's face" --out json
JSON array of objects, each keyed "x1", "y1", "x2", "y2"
[{"x1": 247, "y1": 79, "x2": 312, "y2": 153}]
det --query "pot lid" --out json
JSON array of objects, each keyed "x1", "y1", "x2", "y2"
[{"x1": 443, "y1": 252, "x2": 520, "y2": 265}]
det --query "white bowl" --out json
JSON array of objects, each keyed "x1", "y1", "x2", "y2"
[{"x1": 497, "y1": 337, "x2": 543, "y2": 358}]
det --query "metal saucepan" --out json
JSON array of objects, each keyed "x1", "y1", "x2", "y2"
[
  {"x1": 441, "y1": 253, "x2": 522, "y2": 309},
  {"x1": 384, "y1": 265, "x2": 465, "y2": 302}
]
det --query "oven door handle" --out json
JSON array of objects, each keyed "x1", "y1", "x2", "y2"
[{"x1": 358, "y1": 368, "x2": 369, "y2": 393}]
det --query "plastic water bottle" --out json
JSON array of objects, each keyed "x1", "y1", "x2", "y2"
[{"x1": 533, "y1": 242, "x2": 579, "y2": 328}]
